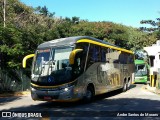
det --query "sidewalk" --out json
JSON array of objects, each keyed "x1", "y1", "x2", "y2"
[
  {"x1": 0, "y1": 91, "x2": 30, "y2": 98},
  {"x1": 143, "y1": 85, "x2": 160, "y2": 95}
]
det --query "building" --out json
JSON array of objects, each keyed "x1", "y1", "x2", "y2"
[{"x1": 144, "y1": 40, "x2": 160, "y2": 88}]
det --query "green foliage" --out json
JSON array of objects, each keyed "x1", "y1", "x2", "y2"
[
  {"x1": 0, "y1": 0, "x2": 155, "y2": 69},
  {"x1": 0, "y1": 25, "x2": 24, "y2": 68},
  {"x1": 35, "y1": 6, "x2": 55, "y2": 17},
  {"x1": 140, "y1": 17, "x2": 160, "y2": 40},
  {"x1": 65, "y1": 21, "x2": 113, "y2": 39}
]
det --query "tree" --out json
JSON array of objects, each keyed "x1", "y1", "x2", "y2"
[
  {"x1": 0, "y1": 26, "x2": 24, "y2": 68},
  {"x1": 0, "y1": 0, "x2": 153, "y2": 68},
  {"x1": 140, "y1": 17, "x2": 160, "y2": 40},
  {"x1": 35, "y1": 6, "x2": 55, "y2": 17}
]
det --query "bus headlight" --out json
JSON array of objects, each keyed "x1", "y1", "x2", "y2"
[
  {"x1": 64, "y1": 88, "x2": 69, "y2": 92},
  {"x1": 31, "y1": 87, "x2": 36, "y2": 91},
  {"x1": 62, "y1": 86, "x2": 73, "y2": 92}
]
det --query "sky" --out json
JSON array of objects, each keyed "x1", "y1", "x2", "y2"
[{"x1": 20, "y1": 0, "x2": 160, "y2": 28}]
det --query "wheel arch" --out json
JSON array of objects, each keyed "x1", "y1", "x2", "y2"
[{"x1": 86, "y1": 83, "x2": 95, "y2": 95}]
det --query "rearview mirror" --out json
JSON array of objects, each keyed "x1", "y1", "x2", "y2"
[
  {"x1": 22, "y1": 54, "x2": 35, "y2": 68},
  {"x1": 69, "y1": 49, "x2": 83, "y2": 65}
]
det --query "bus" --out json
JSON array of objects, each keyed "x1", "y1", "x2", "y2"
[
  {"x1": 23, "y1": 36, "x2": 134, "y2": 102},
  {"x1": 134, "y1": 59, "x2": 149, "y2": 84}
]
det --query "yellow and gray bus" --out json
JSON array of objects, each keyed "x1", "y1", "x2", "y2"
[{"x1": 23, "y1": 36, "x2": 134, "y2": 102}]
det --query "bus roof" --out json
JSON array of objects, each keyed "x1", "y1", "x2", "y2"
[{"x1": 38, "y1": 36, "x2": 133, "y2": 54}]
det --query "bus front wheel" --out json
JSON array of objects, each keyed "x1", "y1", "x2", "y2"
[{"x1": 83, "y1": 86, "x2": 94, "y2": 103}]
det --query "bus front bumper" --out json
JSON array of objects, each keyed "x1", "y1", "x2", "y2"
[
  {"x1": 31, "y1": 86, "x2": 83, "y2": 101},
  {"x1": 134, "y1": 77, "x2": 148, "y2": 83}
]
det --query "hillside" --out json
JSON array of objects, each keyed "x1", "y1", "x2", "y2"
[{"x1": 0, "y1": 0, "x2": 156, "y2": 68}]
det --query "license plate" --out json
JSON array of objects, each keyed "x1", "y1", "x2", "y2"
[{"x1": 44, "y1": 96, "x2": 52, "y2": 100}]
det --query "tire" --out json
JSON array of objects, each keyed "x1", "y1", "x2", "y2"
[
  {"x1": 122, "y1": 80, "x2": 127, "y2": 92},
  {"x1": 127, "y1": 80, "x2": 131, "y2": 90},
  {"x1": 83, "y1": 86, "x2": 94, "y2": 103}
]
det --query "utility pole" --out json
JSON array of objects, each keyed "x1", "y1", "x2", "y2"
[{"x1": 3, "y1": 0, "x2": 6, "y2": 27}]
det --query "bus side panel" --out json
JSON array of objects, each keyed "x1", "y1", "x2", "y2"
[
  {"x1": 82, "y1": 63, "x2": 107, "y2": 95},
  {"x1": 81, "y1": 62, "x2": 123, "y2": 96},
  {"x1": 99, "y1": 63, "x2": 121, "y2": 91}
]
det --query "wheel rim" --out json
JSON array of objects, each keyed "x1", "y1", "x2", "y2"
[
  {"x1": 127, "y1": 80, "x2": 130, "y2": 88},
  {"x1": 86, "y1": 89, "x2": 92, "y2": 99},
  {"x1": 124, "y1": 83, "x2": 127, "y2": 90},
  {"x1": 123, "y1": 82, "x2": 127, "y2": 91}
]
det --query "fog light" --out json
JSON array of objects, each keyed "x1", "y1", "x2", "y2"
[{"x1": 31, "y1": 87, "x2": 36, "y2": 91}]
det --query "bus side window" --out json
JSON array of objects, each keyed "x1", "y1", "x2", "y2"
[
  {"x1": 106, "y1": 48, "x2": 115, "y2": 63},
  {"x1": 96, "y1": 46, "x2": 101, "y2": 62},
  {"x1": 87, "y1": 44, "x2": 102, "y2": 69},
  {"x1": 125, "y1": 53, "x2": 129, "y2": 64},
  {"x1": 75, "y1": 43, "x2": 88, "y2": 53},
  {"x1": 119, "y1": 52, "x2": 125, "y2": 64},
  {"x1": 127, "y1": 54, "x2": 130, "y2": 64},
  {"x1": 74, "y1": 42, "x2": 89, "y2": 73},
  {"x1": 101, "y1": 47, "x2": 106, "y2": 62},
  {"x1": 106, "y1": 48, "x2": 110, "y2": 63},
  {"x1": 87, "y1": 44, "x2": 96, "y2": 68},
  {"x1": 120, "y1": 53, "x2": 128, "y2": 64},
  {"x1": 92, "y1": 45, "x2": 99, "y2": 62},
  {"x1": 113, "y1": 50, "x2": 119, "y2": 63},
  {"x1": 128, "y1": 54, "x2": 134, "y2": 64}
]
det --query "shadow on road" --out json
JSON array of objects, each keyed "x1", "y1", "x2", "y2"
[
  {"x1": 0, "y1": 84, "x2": 137, "y2": 107},
  {"x1": 0, "y1": 96, "x2": 22, "y2": 106},
  {"x1": 1, "y1": 98, "x2": 160, "y2": 120},
  {"x1": 130, "y1": 84, "x2": 137, "y2": 89},
  {"x1": 2, "y1": 84, "x2": 160, "y2": 119}
]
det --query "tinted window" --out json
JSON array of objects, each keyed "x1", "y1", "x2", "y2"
[{"x1": 101, "y1": 47, "x2": 106, "y2": 62}]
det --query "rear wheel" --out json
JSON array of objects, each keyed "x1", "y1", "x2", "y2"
[
  {"x1": 122, "y1": 80, "x2": 127, "y2": 92},
  {"x1": 127, "y1": 79, "x2": 131, "y2": 90}
]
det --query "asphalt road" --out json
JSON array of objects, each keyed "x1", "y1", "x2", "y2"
[{"x1": 0, "y1": 84, "x2": 160, "y2": 120}]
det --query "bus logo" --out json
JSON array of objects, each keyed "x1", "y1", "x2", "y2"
[
  {"x1": 48, "y1": 77, "x2": 54, "y2": 83},
  {"x1": 48, "y1": 77, "x2": 52, "y2": 82}
]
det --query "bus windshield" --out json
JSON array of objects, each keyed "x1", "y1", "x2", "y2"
[
  {"x1": 135, "y1": 64, "x2": 147, "y2": 76},
  {"x1": 32, "y1": 49, "x2": 50, "y2": 75},
  {"x1": 32, "y1": 47, "x2": 72, "y2": 77}
]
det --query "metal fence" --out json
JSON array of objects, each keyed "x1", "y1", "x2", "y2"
[{"x1": 0, "y1": 68, "x2": 31, "y2": 93}]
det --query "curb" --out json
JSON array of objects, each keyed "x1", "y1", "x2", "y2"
[
  {"x1": 0, "y1": 91, "x2": 30, "y2": 97},
  {"x1": 142, "y1": 85, "x2": 160, "y2": 95}
]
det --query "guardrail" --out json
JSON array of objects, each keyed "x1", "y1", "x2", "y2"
[{"x1": 0, "y1": 68, "x2": 30, "y2": 93}]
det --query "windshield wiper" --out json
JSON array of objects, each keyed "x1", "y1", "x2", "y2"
[{"x1": 47, "y1": 49, "x2": 55, "y2": 75}]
